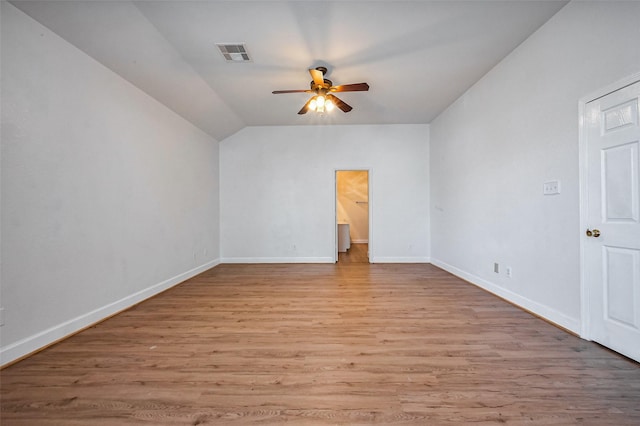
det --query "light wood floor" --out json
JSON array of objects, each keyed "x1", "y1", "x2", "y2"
[
  {"x1": 2, "y1": 263, "x2": 639, "y2": 425},
  {"x1": 338, "y1": 243, "x2": 369, "y2": 264}
]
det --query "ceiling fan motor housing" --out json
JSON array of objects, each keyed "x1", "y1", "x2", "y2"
[
  {"x1": 309, "y1": 66, "x2": 331, "y2": 90},
  {"x1": 310, "y1": 79, "x2": 332, "y2": 91}
]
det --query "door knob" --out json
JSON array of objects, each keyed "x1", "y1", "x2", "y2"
[{"x1": 586, "y1": 228, "x2": 600, "y2": 238}]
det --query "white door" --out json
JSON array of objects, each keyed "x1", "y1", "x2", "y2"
[{"x1": 585, "y1": 80, "x2": 640, "y2": 362}]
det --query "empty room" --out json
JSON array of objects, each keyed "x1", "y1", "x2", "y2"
[{"x1": 1, "y1": 0, "x2": 639, "y2": 424}]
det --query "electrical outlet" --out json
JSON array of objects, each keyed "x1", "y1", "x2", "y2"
[
  {"x1": 543, "y1": 180, "x2": 560, "y2": 195},
  {"x1": 506, "y1": 267, "x2": 512, "y2": 278},
  {"x1": 494, "y1": 263, "x2": 499, "y2": 273}
]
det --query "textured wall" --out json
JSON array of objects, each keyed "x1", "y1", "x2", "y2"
[
  {"x1": 430, "y1": 0, "x2": 640, "y2": 332},
  {"x1": 220, "y1": 124, "x2": 429, "y2": 263},
  {"x1": 1, "y1": 4, "x2": 221, "y2": 365}
]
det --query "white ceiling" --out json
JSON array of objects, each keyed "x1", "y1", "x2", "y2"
[{"x1": 10, "y1": 0, "x2": 568, "y2": 141}]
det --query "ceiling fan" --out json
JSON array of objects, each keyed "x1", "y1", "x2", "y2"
[{"x1": 272, "y1": 67, "x2": 369, "y2": 115}]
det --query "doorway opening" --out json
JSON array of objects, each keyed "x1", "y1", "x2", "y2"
[{"x1": 335, "y1": 170, "x2": 370, "y2": 264}]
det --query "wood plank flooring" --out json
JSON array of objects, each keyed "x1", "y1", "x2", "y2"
[
  {"x1": 2, "y1": 263, "x2": 639, "y2": 425},
  {"x1": 338, "y1": 243, "x2": 369, "y2": 264}
]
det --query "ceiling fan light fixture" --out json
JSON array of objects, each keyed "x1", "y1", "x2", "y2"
[
  {"x1": 325, "y1": 99, "x2": 335, "y2": 111},
  {"x1": 273, "y1": 67, "x2": 368, "y2": 115},
  {"x1": 307, "y1": 95, "x2": 333, "y2": 113}
]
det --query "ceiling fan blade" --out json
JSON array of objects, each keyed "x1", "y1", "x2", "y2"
[
  {"x1": 272, "y1": 89, "x2": 314, "y2": 94},
  {"x1": 309, "y1": 68, "x2": 325, "y2": 86},
  {"x1": 298, "y1": 97, "x2": 314, "y2": 115},
  {"x1": 327, "y1": 94, "x2": 352, "y2": 113},
  {"x1": 330, "y1": 83, "x2": 369, "y2": 92}
]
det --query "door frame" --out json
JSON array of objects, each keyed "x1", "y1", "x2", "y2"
[
  {"x1": 578, "y1": 71, "x2": 640, "y2": 339},
  {"x1": 334, "y1": 168, "x2": 373, "y2": 263}
]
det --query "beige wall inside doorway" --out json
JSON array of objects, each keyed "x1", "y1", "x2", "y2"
[{"x1": 336, "y1": 170, "x2": 369, "y2": 243}]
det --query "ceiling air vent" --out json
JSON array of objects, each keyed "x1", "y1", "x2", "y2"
[{"x1": 216, "y1": 43, "x2": 251, "y2": 62}]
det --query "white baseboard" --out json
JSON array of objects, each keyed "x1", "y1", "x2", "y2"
[
  {"x1": 221, "y1": 257, "x2": 334, "y2": 264},
  {"x1": 372, "y1": 256, "x2": 430, "y2": 263},
  {"x1": 351, "y1": 239, "x2": 369, "y2": 244},
  {"x1": 0, "y1": 258, "x2": 220, "y2": 367},
  {"x1": 430, "y1": 258, "x2": 580, "y2": 334}
]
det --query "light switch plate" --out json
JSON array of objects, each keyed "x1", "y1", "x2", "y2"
[{"x1": 543, "y1": 180, "x2": 560, "y2": 195}]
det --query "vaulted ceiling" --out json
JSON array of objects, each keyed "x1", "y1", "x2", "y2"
[{"x1": 10, "y1": 1, "x2": 568, "y2": 141}]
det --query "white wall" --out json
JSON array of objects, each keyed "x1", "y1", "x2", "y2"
[
  {"x1": 0, "y1": 4, "x2": 221, "y2": 365},
  {"x1": 430, "y1": 1, "x2": 640, "y2": 333},
  {"x1": 220, "y1": 124, "x2": 429, "y2": 263}
]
